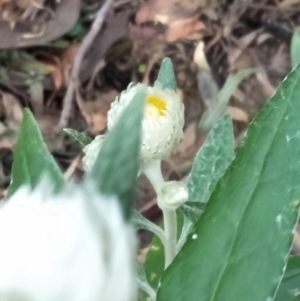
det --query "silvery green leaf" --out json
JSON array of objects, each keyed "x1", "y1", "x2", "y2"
[
  {"x1": 291, "y1": 31, "x2": 300, "y2": 69},
  {"x1": 199, "y1": 69, "x2": 255, "y2": 130},
  {"x1": 136, "y1": 263, "x2": 156, "y2": 301},
  {"x1": 8, "y1": 109, "x2": 65, "y2": 198},
  {"x1": 275, "y1": 256, "x2": 300, "y2": 301},
  {"x1": 180, "y1": 115, "x2": 234, "y2": 223},
  {"x1": 176, "y1": 215, "x2": 193, "y2": 252},
  {"x1": 87, "y1": 87, "x2": 145, "y2": 220},
  {"x1": 180, "y1": 202, "x2": 204, "y2": 224},
  {"x1": 156, "y1": 57, "x2": 177, "y2": 91},
  {"x1": 64, "y1": 128, "x2": 92, "y2": 146},
  {"x1": 131, "y1": 210, "x2": 165, "y2": 245}
]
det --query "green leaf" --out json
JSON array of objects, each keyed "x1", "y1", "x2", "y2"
[
  {"x1": 66, "y1": 20, "x2": 87, "y2": 38},
  {"x1": 180, "y1": 202, "x2": 204, "y2": 224},
  {"x1": 176, "y1": 215, "x2": 194, "y2": 252},
  {"x1": 131, "y1": 210, "x2": 166, "y2": 245},
  {"x1": 140, "y1": 211, "x2": 184, "y2": 301},
  {"x1": 136, "y1": 262, "x2": 157, "y2": 300},
  {"x1": 7, "y1": 108, "x2": 65, "y2": 197},
  {"x1": 291, "y1": 31, "x2": 300, "y2": 69},
  {"x1": 87, "y1": 87, "x2": 145, "y2": 220},
  {"x1": 157, "y1": 65, "x2": 300, "y2": 301},
  {"x1": 156, "y1": 57, "x2": 177, "y2": 91},
  {"x1": 181, "y1": 115, "x2": 234, "y2": 223},
  {"x1": 199, "y1": 68, "x2": 255, "y2": 130},
  {"x1": 275, "y1": 256, "x2": 300, "y2": 301},
  {"x1": 141, "y1": 233, "x2": 165, "y2": 301},
  {"x1": 64, "y1": 128, "x2": 92, "y2": 146},
  {"x1": 179, "y1": 115, "x2": 234, "y2": 250}
]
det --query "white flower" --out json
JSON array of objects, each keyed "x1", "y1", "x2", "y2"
[
  {"x1": 108, "y1": 82, "x2": 184, "y2": 160},
  {"x1": 82, "y1": 81, "x2": 184, "y2": 171},
  {"x1": 0, "y1": 182, "x2": 136, "y2": 301},
  {"x1": 82, "y1": 81, "x2": 188, "y2": 209}
]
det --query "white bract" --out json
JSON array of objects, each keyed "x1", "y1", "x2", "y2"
[
  {"x1": 82, "y1": 81, "x2": 184, "y2": 171},
  {"x1": 0, "y1": 182, "x2": 136, "y2": 301}
]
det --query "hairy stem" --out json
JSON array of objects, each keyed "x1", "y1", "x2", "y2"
[
  {"x1": 162, "y1": 208, "x2": 177, "y2": 268},
  {"x1": 143, "y1": 159, "x2": 178, "y2": 268}
]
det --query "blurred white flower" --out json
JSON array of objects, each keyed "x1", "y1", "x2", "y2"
[
  {"x1": 0, "y1": 182, "x2": 136, "y2": 301},
  {"x1": 82, "y1": 81, "x2": 184, "y2": 171}
]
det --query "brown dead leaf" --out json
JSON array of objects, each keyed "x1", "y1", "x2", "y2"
[
  {"x1": 255, "y1": 71, "x2": 275, "y2": 98},
  {"x1": 138, "y1": 246, "x2": 150, "y2": 264},
  {"x1": 0, "y1": 0, "x2": 10, "y2": 7},
  {"x1": 0, "y1": 0, "x2": 80, "y2": 48},
  {"x1": 134, "y1": 0, "x2": 214, "y2": 43},
  {"x1": 228, "y1": 32, "x2": 259, "y2": 71},
  {"x1": 292, "y1": 224, "x2": 300, "y2": 253},
  {"x1": 28, "y1": 81, "x2": 43, "y2": 114},
  {"x1": 50, "y1": 67, "x2": 63, "y2": 91},
  {"x1": 14, "y1": 0, "x2": 31, "y2": 9},
  {"x1": 256, "y1": 32, "x2": 273, "y2": 45},
  {"x1": 18, "y1": 58, "x2": 57, "y2": 75},
  {"x1": 48, "y1": 45, "x2": 78, "y2": 90},
  {"x1": 226, "y1": 106, "x2": 248, "y2": 123},
  {"x1": 193, "y1": 41, "x2": 210, "y2": 70},
  {"x1": 0, "y1": 134, "x2": 16, "y2": 149},
  {"x1": 77, "y1": 90, "x2": 119, "y2": 135},
  {"x1": 35, "y1": 110, "x2": 64, "y2": 151},
  {"x1": 0, "y1": 91, "x2": 23, "y2": 149},
  {"x1": 0, "y1": 122, "x2": 6, "y2": 135},
  {"x1": 135, "y1": 0, "x2": 215, "y2": 25},
  {"x1": 135, "y1": 0, "x2": 207, "y2": 42},
  {"x1": 1, "y1": 91, "x2": 23, "y2": 131},
  {"x1": 79, "y1": 10, "x2": 130, "y2": 83},
  {"x1": 268, "y1": 44, "x2": 290, "y2": 77},
  {"x1": 20, "y1": 0, "x2": 46, "y2": 20},
  {"x1": 60, "y1": 45, "x2": 78, "y2": 86},
  {"x1": 135, "y1": 0, "x2": 185, "y2": 24},
  {"x1": 166, "y1": 16, "x2": 205, "y2": 42},
  {"x1": 279, "y1": 0, "x2": 300, "y2": 8},
  {"x1": 177, "y1": 121, "x2": 197, "y2": 155},
  {"x1": 129, "y1": 22, "x2": 164, "y2": 43}
]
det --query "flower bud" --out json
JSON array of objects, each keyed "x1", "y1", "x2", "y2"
[
  {"x1": 157, "y1": 181, "x2": 188, "y2": 210},
  {"x1": 108, "y1": 82, "x2": 184, "y2": 161},
  {"x1": 82, "y1": 81, "x2": 185, "y2": 173}
]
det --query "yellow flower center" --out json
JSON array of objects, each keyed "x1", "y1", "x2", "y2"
[{"x1": 145, "y1": 95, "x2": 167, "y2": 117}]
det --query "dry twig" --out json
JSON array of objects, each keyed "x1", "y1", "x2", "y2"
[{"x1": 56, "y1": 0, "x2": 115, "y2": 132}]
